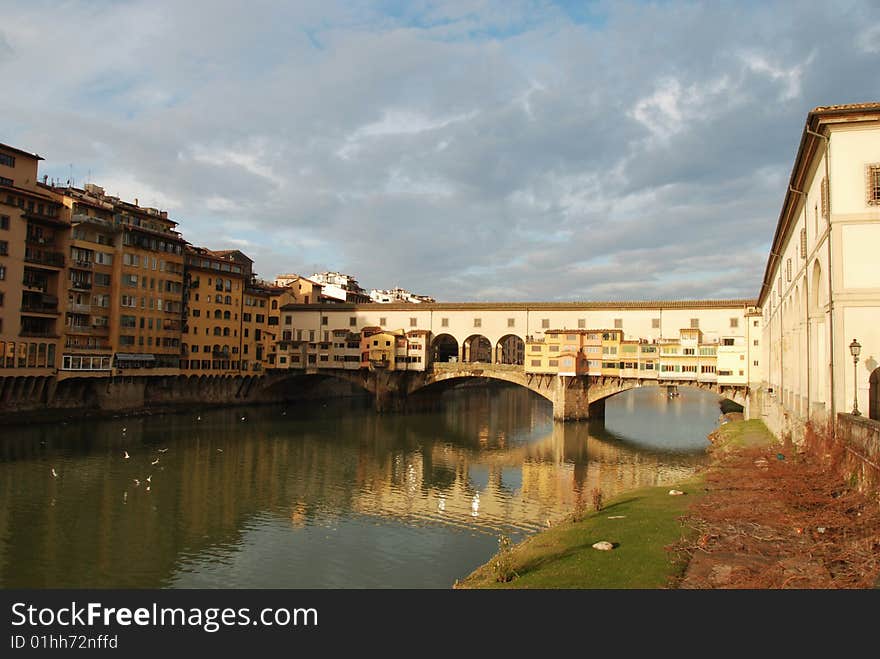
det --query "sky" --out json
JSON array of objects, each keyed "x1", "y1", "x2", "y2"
[{"x1": 2, "y1": 0, "x2": 878, "y2": 302}]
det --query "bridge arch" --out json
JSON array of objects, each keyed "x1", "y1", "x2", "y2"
[
  {"x1": 495, "y1": 334, "x2": 525, "y2": 365},
  {"x1": 431, "y1": 334, "x2": 459, "y2": 363},
  {"x1": 462, "y1": 334, "x2": 492, "y2": 363}
]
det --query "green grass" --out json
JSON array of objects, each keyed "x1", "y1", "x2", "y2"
[
  {"x1": 710, "y1": 418, "x2": 778, "y2": 452},
  {"x1": 456, "y1": 477, "x2": 705, "y2": 589}
]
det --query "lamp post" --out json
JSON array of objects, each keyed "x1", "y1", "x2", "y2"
[{"x1": 849, "y1": 339, "x2": 861, "y2": 416}]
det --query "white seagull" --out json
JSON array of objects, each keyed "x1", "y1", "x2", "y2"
[
  {"x1": 157, "y1": 448, "x2": 168, "y2": 453},
  {"x1": 123, "y1": 450, "x2": 130, "y2": 460},
  {"x1": 197, "y1": 416, "x2": 201, "y2": 421},
  {"x1": 51, "y1": 468, "x2": 58, "y2": 478},
  {"x1": 133, "y1": 478, "x2": 140, "y2": 486},
  {"x1": 146, "y1": 475, "x2": 152, "y2": 483},
  {"x1": 151, "y1": 458, "x2": 160, "y2": 465}
]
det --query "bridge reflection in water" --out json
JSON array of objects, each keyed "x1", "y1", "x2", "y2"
[{"x1": 0, "y1": 384, "x2": 717, "y2": 588}]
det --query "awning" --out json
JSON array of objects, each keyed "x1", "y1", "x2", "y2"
[{"x1": 115, "y1": 353, "x2": 156, "y2": 361}]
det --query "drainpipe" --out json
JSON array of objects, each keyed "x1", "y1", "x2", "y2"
[{"x1": 806, "y1": 125, "x2": 834, "y2": 420}]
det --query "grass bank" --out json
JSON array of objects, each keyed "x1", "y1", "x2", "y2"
[
  {"x1": 456, "y1": 418, "x2": 778, "y2": 589},
  {"x1": 455, "y1": 476, "x2": 705, "y2": 589}
]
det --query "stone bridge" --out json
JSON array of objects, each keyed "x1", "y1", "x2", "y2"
[{"x1": 259, "y1": 363, "x2": 749, "y2": 421}]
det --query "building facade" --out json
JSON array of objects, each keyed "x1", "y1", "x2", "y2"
[
  {"x1": 0, "y1": 143, "x2": 67, "y2": 377},
  {"x1": 758, "y1": 103, "x2": 880, "y2": 435}
]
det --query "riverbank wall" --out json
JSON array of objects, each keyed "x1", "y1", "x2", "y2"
[{"x1": 0, "y1": 373, "x2": 367, "y2": 426}]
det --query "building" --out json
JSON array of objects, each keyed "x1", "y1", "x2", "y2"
[
  {"x1": 51, "y1": 184, "x2": 185, "y2": 375},
  {"x1": 273, "y1": 274, "x2": 322, "y2": 304},
  {"x1": 0, "y1": 143, "x2": 67, "y2": 376},
  {"x1": 309, "y1": 271, "x2": 371, "y2": 304},
  {"x1": 369, "y1": 287, "x2": 435, "y2": 304},
  {"x1": 758, "y1": 103, "x2": 880, "y2": 434},
  {"x1": 182, "y1": 247, "x2": 253, "y2": 374}
]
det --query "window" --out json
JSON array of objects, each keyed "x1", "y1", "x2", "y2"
[
  {"x1": 786, "y1": 258, "x2": 792, "y2": 282},
  {"x1": 753, "y1": 339, "x2": 759, "y2": 346},
  {"x1": 652, "y1": 318, "x2": 660, "y2": 329},
  {"x1": 753, "y1": 360, "x2": 759, "y2": 366},
  {"x1": 0, "y1": 215, "x2": 8, "y2": 230},
  {"x1": 549, "y1": 345, "x2": 559, "y2": 352},
  {"x1": 690, "y1": 318, "x2": 699, "y2": 329},
  {"x1": 722, "y1": 338, "x2": 735, "y2": 346},
  {"x1": 0, "y1": 153, "x2": 15, "y2": 167},
  {"x1": 0, "y1": 265, "x2": 4, "y2": 281},
  {"x1": 868, "y1": 164, "x2": 880, "y2": 205},
  {"x1": 349, "y1": 317, "x2": 357, "y2": 327},
  {"x1": 321, "y1": 317, "x2": 328, "y2": 325},
  {"x1": 531, "y1": 359, "x2": 541, "y2": 367},
  {"x1": 441, "y1": 318, "x2": 449, "y2": 327},
  {"x1": 683, "y1": 348, "x2": 695, "y2": 355},
  {"x1": 577, "y1": 319, "x2": 586, "y2": 329},
  {"x1": 410, "y1": 318, "x2": 417, "y2": 327},
  {"x1": 800, "y1": 228, "x2": 807, "y2": 259},
  {"x1": 541, "y1": 318, "x2": 549, "y2": 329},
  {"x1": 285, "y1": 315, "x2": 292, "y2": 325},
  {"x1": 548, "y1": 360, "x2": 558, "y2": 367},
  {"x1": 0, "y1": 240, "x2": 7, "y2": 256},
  {"x1": 0, "y1": 176, "x2": 12, "y2": 186},
  {"x1": 730, "y1": 317, "x2": 739, "y2": 328},
  {"x1": 508, "y1": 318, "x2": 515, "y2": 328},
  {"x1": 614, "y1": 318, "x2": 623, "y2": 329},
  {"x1": 379, "y1": 317, "x2": 386, "y2": 326},
  {"x1": 530, "y1": 345, "x2": 541, "y2": 352},
  {"x1": 474, "y1": 318, "x2": 481, "y2": 328},
  {"x1": 753, "y1": 320, "x2": 759, "y2": 327}
]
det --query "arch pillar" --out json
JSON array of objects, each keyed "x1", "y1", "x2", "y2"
[{"x1": 550, "y1": 375, "x2": 592, "y2": 421}]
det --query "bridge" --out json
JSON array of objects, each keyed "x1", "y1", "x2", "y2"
[{"x1": 259, "y1": 362, "x2": 749, "y2": 421}]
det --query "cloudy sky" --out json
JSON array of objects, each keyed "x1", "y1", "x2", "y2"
[{"x1": 2, "y1": 1, "x2": 877, "y2": 301}]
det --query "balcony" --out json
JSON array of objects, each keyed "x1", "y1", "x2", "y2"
[
  {"x1": 20, "y1": 329, "x2": 58, "y2": 338},
  {"x1": 24, "y1": 208, "x2": 66, "y2": 226},
  {"x1": 25, "y1": 248, "x2": 65, "y2": 268},
  {"x1": 69, "y1": 281, "x2": 93, "y2": 291},
  {"x1": 66, "y1": 325, "x2": 109, "y2": 335},
  {"x1": 67, "y1": 303, "x2": 91, "y2": 314},
  {"x1": 22, "y1": 280, "x2": 48, "y2": 293},
  {"x1": 70, "y1": 260, "x2": 93, "y2": 270},
  {"x1": 26, "y1": 236, "x2": 56, "y2": 248},
  {"x1": 21, "y1": 303, "x2": 60, "y2": 316}
]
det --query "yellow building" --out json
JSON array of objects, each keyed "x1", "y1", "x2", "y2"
[
  {"x1": 183, "y1": 247, "x2": 253, "y2": 374},
  {"x1": 0, "y1": 143, "x2": 67, "y2": 377},
  {"x1": 51, "y1": 184, "x2": 185, "y2": 375},
  {"x1": 600, "y1": 329, "x2": 623, "y2": 375}
]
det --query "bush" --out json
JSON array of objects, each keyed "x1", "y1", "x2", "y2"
[{"x1": 491, "y1": 534, "x2": 517, "y2": 583}]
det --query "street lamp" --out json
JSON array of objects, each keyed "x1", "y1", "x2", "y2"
[{"x1": 849, "y1": 339, "x2": 862, "y2": 416}]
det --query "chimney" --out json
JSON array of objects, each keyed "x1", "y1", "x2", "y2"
[{"x1": 134, "y1": 198, "x2": 139, "y2": 206}]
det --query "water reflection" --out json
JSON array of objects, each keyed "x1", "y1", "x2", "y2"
[{"x1": 0, "y1": 384, "x2": 717, "y2": 588}]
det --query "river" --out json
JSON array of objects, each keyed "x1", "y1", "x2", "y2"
[{"x1": 0, "y1": 384, "x2": 721, "y2": 588}]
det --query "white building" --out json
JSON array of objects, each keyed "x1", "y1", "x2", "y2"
[
  {"x1": 757, "y1": 103, "x2": 880, "y2": 437},
  {"x1": 309, "y1": 271, "x2": 371, "y2": 304},
  {"x1": 369, "y1": 287, "x2": 436, "y2": 304}
]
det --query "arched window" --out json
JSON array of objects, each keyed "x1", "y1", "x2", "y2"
[
  {"x1": 271, "y1": 300, "x2": 278, "y2": 310},
  {"x1": 225, "y1": 295, "x2": 231, "y2": 304},
  {"x1": 223, "y1": 310, "x2": 231, "y2": 320},
  {"x1": 213, "y1": 327, "x2": 221, "y2": 336},
  {"x1": 223, "y1": 327, "x2": 230, "y2": 336},
  {"x1": 214, "y1": 310, "x2": 222, "y2": 319}
]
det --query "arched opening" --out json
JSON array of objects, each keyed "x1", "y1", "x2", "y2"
[
  {"x1": 431, "y1": 334, "x2": 459, "y2": 363},
  {"x1": 495, "y1": 334, "x2": 525, "y2": 365},
  {"x1": 870, "y1": 367, "x2": 880, "y2": 421},
  {"x1": 463, "y1": 334, "x2": 492, "y2": 363},
  {"x1": 811, "y1": 260, "x2": 824, "y2": 314}
]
